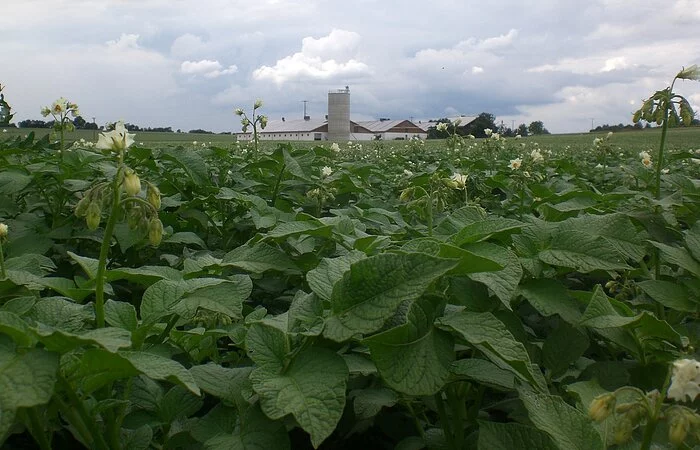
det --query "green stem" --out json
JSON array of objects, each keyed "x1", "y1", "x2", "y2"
[
  {"x1": 427, "y1": 190, "x2": 434, "y2": 237},
  {"x1": 640, "y1": 369, "x2": 672, "y2": 450},
  {"x1": 26, "y1": 407, "x2": 51, "y2": 450},
  {"x1": 270, "y1": 163, "x2": 286, "y2": 206},
  {"x1": 59, "y1": 376, "x2": 111, "y2": 450},
  {"x1": 54, "y1": 396, "x2": 92, "y2": 446},
  {"x1": 446, "y1": 386, "x2": 466, "y2": 448},
  {"x1": 148, "y1": 314, "x2": 179, "y2": 348},
  {"x1": 654, "y1": 106, "x2": 669, "y2": 200},
  {"x1": 0, "y1": 241, "x2": 6, "y2": 279},
  {"x1": 94, "y1": 163, "x2": 123, "y2": 328},
  {"x1": 434, "y1": 392, "x2": 455, "y2": 449},
  {"x1": 405, "y1": 401, "x2": 426, "y2": 440}
]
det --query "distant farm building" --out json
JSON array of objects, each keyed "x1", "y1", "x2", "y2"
[{"x1": 236, "y1": 87, "x2": 430, "y2": 142}]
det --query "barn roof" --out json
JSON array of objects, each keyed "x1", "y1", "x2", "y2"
[
  {"x1": 356, "y1": 119, "x2": 425, "y2": 133},
  {"x1": 256, "y1": 118, "x2": 328, "y2": 133}
]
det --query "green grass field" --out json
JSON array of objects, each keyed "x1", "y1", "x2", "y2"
[{"x1": 2, "y1": 125, "x2": 699, "y2": 152}]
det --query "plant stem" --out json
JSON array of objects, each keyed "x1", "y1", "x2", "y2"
[
  {"x1": 0, "y1": 241, "x2": 6, "y2": 279},
  {"x1": 26, "y1": 407, "x2": 51, "y2": 450},
  {"x1": 640, "y1": 369, "x2": 672, "y2": 450},
  {"x1": 94, "y1": 165, "x2": 123, "y2": 328},
  {"x1": 434, "y1": 392, "x2": 455, "y2": 449},
  {"x1": 59, "y1": 376, "x2": 111, "y2": 450},
  {"x1": 405, "y1": 401, "x2": 426, "y2": 440},
  {"x1": 654, "y1": 104, "x2": 669, "y2": 200},
  {"x1": 270, "y1": 163, "x2": 285, "y2": 207}
]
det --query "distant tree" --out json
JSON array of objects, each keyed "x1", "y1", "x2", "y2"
[
  {"x1": 83, "y1": 121, "x2": 98, "y2": 130},
  {"x1": 18, "y1": 119, "x2": 50, "y2": 128},
  {"x1": 427, "y1": 118, "x2": 451, "y2": 139},
  {"x1": 517, "y1": 123, "x2": 528, "y2": 136},
  {"x1": 188, "y1": 129, "x2": 213, "y2": 134},
  {"x1": 73, "y1": 116, "x2": 87, "y2": 129},
  {"x1": 528, "y1": 121, "x2": 550, "y2": 135},
  {"x1": 468, "y1": 112, "x2": 497, "y2": 138}
]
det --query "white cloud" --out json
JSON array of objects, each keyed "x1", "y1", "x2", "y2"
[
  {"x1": 253, "y1": 29, "x2": 371, "y2": 84},
  {"x1": 106, "y1": 33, "x2": 140, "y2": 50},
  {"x1": 171, "y1": 33, "x2": 208, "y2": 58},
  {"x1": 181, "y1": 59, "x2": 238, "y2": 78},
  {"x1": 472, "y1": 66, "x2": 484, "y2": 74}
]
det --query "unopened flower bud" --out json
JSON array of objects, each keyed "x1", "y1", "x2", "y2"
[
  {"x1": 589, "y1": 393, "x2": 616, "y2": 422},
  {"x1": 146, "y1": 184, "x2": 161, "y2": 209},
  {"x1": 254, "y1": 99, "x2": 263, "y2": 109},
  {"x1": 123, "y1": 169, "x2": 141, "y2": 196},
  {"x1": 148, "y1": 218, "x2": 163, "y2": 246},
  {"x1": 613, "y1": 417, "x2": 634, "y2": 445},
  {"x1": 234, "y1": 108, "x2": 244, "y2": 116},
  {"x1": 86, "y1": 202, "x2": 101, "y2": 230},
  {"x1": 75, "y1": 196, "x2": 90, "y2": 217},
  {"x1": 0, "y1": 223, "x2": 8, "y2": 241},
  {"x1": 127, "y1": 207, "x2": 142, "y2": 230},
  {"x1": 669, "y1": 414, "x2": 690, "y2": 446}
]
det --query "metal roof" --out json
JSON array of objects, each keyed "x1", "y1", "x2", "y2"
[
  {"x1": 356, "y1": 120, "x2": 424, "y2": 133},
  {"x1": 413, "y1": 116, "x2": 478, "y2": 132},
  {"x1": 256, "y1": 118, "x2": 327, "y2": 133}
]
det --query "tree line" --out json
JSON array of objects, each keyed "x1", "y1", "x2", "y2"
[{"x1": 426, "y1": 113, "x2": 550, "y2": 139}]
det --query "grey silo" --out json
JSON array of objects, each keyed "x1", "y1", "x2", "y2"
[{"x1": 327, "y1": 86, "x2": 350, "y2": 143}]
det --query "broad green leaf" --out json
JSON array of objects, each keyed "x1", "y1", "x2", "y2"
[
  {"x1": 29, "y1": 297, "x2": 94, "y2": 332},
  {"x1": 0, "y1": 405, "x2": 16, "y2": 445},
  {"x1": 158, "y1": 385, "x2": 203, "y2": 422},
  {"x1": 650, "y1": 241, "x2": 700, "y2": 277},
  {"x1": 0, "y1": 347, "x2": 58, "y2": 409},
  {"x1": 451, "y1": 217, "x2": 523, "y2": 245},
  {"x1": 518, "y1": 278, "x2": 582, "y2": 323},
  {"x1": 542, "y1": 323, "x2": 589, "y2": 377},
  {"x1": 637, "y1": 280, "x2": 697, "y2": 312},
  {"x1": 350, "y1": 387, "x2": 398, "y2": 420},
  {"x1": 0, "y1": 169, "x2": 31, "y2": 195},
  {"x1": 478, "y1": 421, "x2": 557, "y2": 450},
  {"x1": 189, "y1": 363, "x2": 253, "y2": 405},
  {"x1": 120, "y1": 425, "x2": 153, "y2": 450},
  {"x1": 306, "y1": 251, "x2": 366, "y2": 301},
  {"x1": 265, "y1": 220, "x2": 332, "y2": 240},
  {"x1": 566, "y1": 214, "x2": 647, "y2": 261},
  {"x1": 177, "y1": 276, "x2": 252, "y2": 321},
  {"x1": 451, "y1": 359, "x2": 515, "y2": 391},
  {"x1": 465, "y1": 242, "x2": 522, "y2": 309},
  {"x1": 161, "y1": 147, "x2": 209, "y2": 186},
  {"x1": 686, "y1": 222, "x2": 700, "y2": 262},
  {"x1": 435, "y1": 205, "x2": 488, "y2": 235},
  {"x1": 250, "y1": 348, "x2": 347, "y2": 448},
  {"x1": 0, "y1": 296, "x2": 36, "y2": 316},
  {"x1": 140, "y1": 280, "x2": 187, "y2": 324},
  {"x1": 0, "y1": 311, "x2": 34, "y2": 347},
  {"x1": 222, "y1": 242, "x2": 299, "y2": 274},
  {"x1": 436, "y1": 311, "x2": 545, "y2": 391},
  {"x1": 105, "y1": 300, "x2": 138, "y2": 331},
  {"x1": 202, "y1": 404, "x2": 290, "y2": 450},
  {"x1": 107, "y1": 266, "x2": 183, "y2": 285},
  {"x1": 579, "y1": 286, "x2": 635, "y2": 328},
  {"x1": 343, "y1": 353, "x2": 377, "y2": 376},
  {"x1": 4, "y1": 253, "x2": 56, "y2": 275},
  {"x1": 38, "y1": 277, "x2": 93, "y2": 302},
  {"x1": 288, "y1": 291, "x2": 324, "y2": 336},
  {"x1": 66, "y1": 251, "x2": 100, "y2": 279},
  {"x1": 364, "y1": 296, "x2": 453, "y2": 395},
  {"x1": 324, "y1": 252, "x2": 457, "y2": 342},
  {"x1": 539, "y1": 230, "x2": 631, "y2": 272},
  {"x1": 120, "y1": 351, "x2": 200, "y2": 395},
  {"x1": 437, "y1": 243, "x2": 504, "y2": 275},
  {"x1": 33, "y1": 326, "x2": 132, "y2": 353},
  {"x1": 164, "y1": 232, "x2": 207, "y2": 249},
  {"x1": 518, "y1": 388, "x2": 604, "y2": 450}
]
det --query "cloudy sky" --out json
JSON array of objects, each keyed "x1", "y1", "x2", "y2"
[{"x1": 3, "y1": 0, "x2": 700, "y2": 133}]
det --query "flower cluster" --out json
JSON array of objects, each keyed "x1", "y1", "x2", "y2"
[
  {"x1": 41, "y1": 97, "x2": 81, "y2": 136},
  {"x1": 449, "y1": 172, "x2": 467, "y2": 190},
  {"x1": 639, "y1": 151, "x2": 653, "y2": 169}
]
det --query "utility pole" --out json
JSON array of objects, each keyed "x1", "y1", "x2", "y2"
[
  {"x1": 92, "y1": 117, "x2": 96, "y2": 141},
  {"x1": 302, "y1": 100, "x2": 309, "y2": 120},
  {"x1": 590, "y1": 118, "x2": 595, "y2": 130}
]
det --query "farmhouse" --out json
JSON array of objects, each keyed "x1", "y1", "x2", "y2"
[{"x1": 236, "y1": 87, "x2": 428, "y2": 142}]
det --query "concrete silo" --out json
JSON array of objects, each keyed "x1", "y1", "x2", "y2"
[{"x1": 327, "y1": 86, "x2": 350, "y2": 142}]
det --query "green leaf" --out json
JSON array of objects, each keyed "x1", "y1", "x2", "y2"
[
  {"x1": 33, "y1": 326, "x2": 132, "y2": 353},
  {"x1": 0, "y1": 347, "x2": 58, "y2": 409},
  {"x1": 451, "y1": 217, "x2": 523, "y2": 245},
  {"x1": 250, "y1": 348, "x2": 348, "y2": 448},
  {"x1": 222, "y1": 242, "x2": 299, "y2": 274},
  {"x1": 120, "y1": 425, "x2": 153, "y2": 450},
  {"x1": 164, "y1": 232, "x2": 207, "y2": 249},
  {"x1": 567, "y1": 214, "x2": 647, "y2": 262},
  {"x1": 177, "y1": 276, "x2": 252, "y2": 321},
  {"x1": 66, "y1": 251, "x2": 100, "y2": 279},
  {"x1": 105, "y1": 300, "x2": 138, "y2": 331},
  {"x1": 518, "y1": 388, "x2": 604, "y2": 450},
  {"x1": 518, "y1": 278, "x2": 582, "y2": 323},
  {"x1": 451, "y1": 359, "x2": 515, "y2": 391},
  {"x1": 686, "y1": 222, "x2": 700, "y2": 262},
  {"x1": 107, "y1": 266, "x2": 183, "y2": 285},
  {"x1": 539, "y1": 230, "x2": 631, "y2": 272},
  {"x1": 189, "y1": 363, "x2": 253, "y2": 405},
  {"x1": 437, "y1": 243, "x2": 504, "y2": 275},
  {"x1": 0, "y1": 311, "x2": 34, "y2": 347},
  {"x1": 202, "y1": 404, "x2": 290, "y2": 450},
  {"x1": 579, "y1": 286, "x2": 635, "y2": 328},
  {"x1": 324, "y1": 252, "x2": 457, "y2": 342},
  {"x1": 119, "y1": 351, "x2": 200, "y2": 396},
  {"x1": 29, "y1": 297, "x2": 94, "y2": 332},
  {"x1": 288, "y1": 291, "x2": 324, "y2": 336},
  {"x1": 161, "y1": 147, "x2": 210, "y2": 186},
  {"x1": 265, "y1": 220, "x2": 332, "y2": 240},
  {"x1": 464, "y1": 243, "x2": 522, "y2": 310},
  {"x1": 158, "y1": 385, "x2": 203, "y2": 422},
  {"x1": 140, "y1": 280, "x2": 187, "y2": 324},
  {"x1": 542, "y1": 323, "x2": 589, "y2": 377},
  {"x1": 478, "y1": 421, "x2": 557, "y2": 450},
  {"x1": 364, "y1": 296, "x2": 454, "y2": 395},
  {"x1": 650, "y1": 241, "x2": 700, "y2": 277},
  {"x1": 245, "y1": 322, "x2": 289, "y2": 371},
  {"x1": 350, "y1": 387, "x2": 398, "y2": 420},
  {"x1": 637, "y1": 280, "x2": 697, "y2": 312},
  {"x1": 0, "y1": 169, "x2": 32, "y2": 195},
  {"x1": 306, "y1": 251, "x2": 366, "y2": 301},
  {"x1": 436, "y1": 311, "x2": 545, "y2": 391}
]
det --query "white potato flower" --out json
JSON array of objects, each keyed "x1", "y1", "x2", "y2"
[
  {"x1": 450, "y1": 172, "x2": 467, "y2": 190},
  {"x1": 51, "y1": 97, "x2": 67, "y2": 114},
  {"x1": 509, "y1": 158, "x2": 522, "y2": 170},
  {"x1": 96, "y1": 121, "x2": 136, "y2": 152},
  {"x1": 321, "y1": 166, "x2": 332, "y2": 177},
  {"x1": 0, "y1": 223, "x2": 8, "y2": 239},
  {"x1": 668, "y1": 359, "x2": 700, "y2": 402},
  {"x1": 515, "y1": 134, "x2": 522, "y2": 139},
  {"x1": 436, "y1": 122, "x2": 448, "y2": 132},
  {"x1": 331, "y1": 143, "x2": 341, "y2": 152},
  {"x1": 484, "y1": 128, "x2": 493, "y2": 136},
  {"x1": 530, "y1": 149, "x2": 544, "y2": 163},
  {"x1": 403, "y1": 169, "x2": 413, "y2": 176}
]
